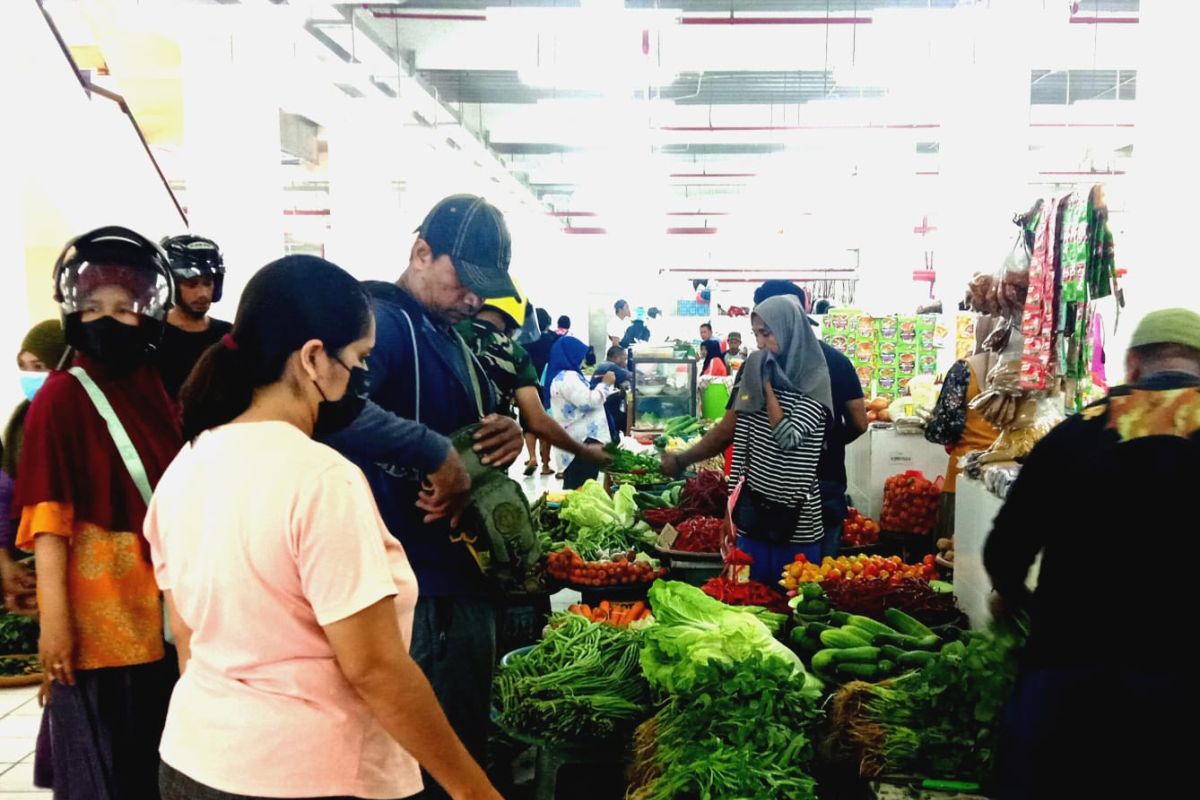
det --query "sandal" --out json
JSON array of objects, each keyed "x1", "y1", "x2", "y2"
[
  {"x1": 523, "y1": 460, "x2": 537, "y2": 476},
  {"x1": 540, "y1": 464, "x2": 555, "y2": 476},
  {"x1": 555, "y1": 472, "x2": 565, "y2": 481}
]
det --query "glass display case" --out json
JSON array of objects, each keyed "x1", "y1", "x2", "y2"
[{"x1": 630, "y1": 356, "x2": 698, "y2": 430}]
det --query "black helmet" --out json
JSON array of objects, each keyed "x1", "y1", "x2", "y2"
[
  {"x1": 53, "y1": 226, "x2": 176, "y2": 359},
  {"x1": 161, "y1": 234, "x2": 226, "y2": 303}
]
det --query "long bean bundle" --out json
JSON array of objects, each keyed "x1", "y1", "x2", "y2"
[{"x1": 494, "y1": 614, "x2": 650, "y2": 742}]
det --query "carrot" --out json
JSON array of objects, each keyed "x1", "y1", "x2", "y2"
[
  {"x1": 578, "y1": 604, "x2": 591, "y2": 618},
  {"x1": 598, "y1": 600, "x2": 612, "y2": 615},
  {"x1": 610, "y1": 608, "x2": 628, "y2": 627},
  {"x1": 627, "y1": 601, "x2": 646, "y2": 619},
  {"x1": 637, "y1": 608, "x2": 651, "y2": 621}
]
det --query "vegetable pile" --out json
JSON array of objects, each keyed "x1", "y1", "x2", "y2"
[
  {"x1": 791, "y1": 608, "x2": 947, "y2": 684},
  {"x1": 820, "y1": 575, "x2": 959, "y2": 626},
  {"x1": 668, "y1": 515, "x2": 722, "y2": 553},
  {"x1": 699, "y1": 548, "x2": 790, "y2": 613},
  {"x1": 545, "y1": 548, "x2": 667, "y2": 587},
  {"x1": 605, "y1": 444, "x2": 672, "y2": 486},
  {"x1": 549, "y1": 481, "x2": 657, "y2": 561},
  {"x1": 494, "y1": 613, "x2": 650, "y2": 742},
  {"x1": 641, "y1": 507, "x2": 685, "y2": 531},
  {"x1": 0, "y1": 614, "x2": 39, "y2": 656},
  {"x1": 880, "y1": 471, "x2": 942, "y2": 535},
  {"x1": 842, "y1": 507, "x2": 881, "y2": 547},
  {"x1": 828, "y1": 620, "x2": 1026, "y2": 783},
  {"x1": 628, "y1": 582, "x2": 824, "y2": 800},
  {"x1": 633, "y1": 483, "x2": 683, "y2": 512},
  {"x1": 780, "y1": 553, "x2": 938, "y2": 588},
  {"x1": 566, "y1": 600, "x2": 654, "y2": 629},
  {"x1": 675, "y1": 470, "x2": 728, "y2": 520},
  {"x1": 652, "y1": 415, "x2": 705, "y2": 448},
  {"x1": 0, "y1": 656, "x2": 40, "y2": 678}
]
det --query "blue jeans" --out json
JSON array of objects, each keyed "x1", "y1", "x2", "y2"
[
  {"x1": 736, "y1": 535, "x2": 822, "y2": 585},
  {"x1": 819, "y1": 480, "x2": 849, "y2": 558}
]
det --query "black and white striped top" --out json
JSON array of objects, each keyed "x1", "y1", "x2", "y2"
[{"x1": 728, "y1": 386, "x2": 829, "y2": 544}]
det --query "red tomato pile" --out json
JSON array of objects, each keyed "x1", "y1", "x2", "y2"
[
  {"x1": 672, "y1": 516, "x2": 723, "y2": 553},
  {"x1": 546, "y1": 548, "x2": 667, "y2": 587},
  {"x1": 842, "y1": 508, "x2": 880, "y2": 547},
  {"x1": 880, "y1": 472, "x2": 942, "y2": 535}
]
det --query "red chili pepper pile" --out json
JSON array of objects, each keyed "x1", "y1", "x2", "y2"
[
  {"x1": 672, "y1": 516, "x2": 722, "y2": 553},
  {"x1": 643, "y1": 507, "x2": 685, "y2": 530},
  {"x1": 701, "y1": 576, "x2": 789, "y2": 613},
  {"x1": 820, "y1": 576, "x2": 959, "y2": 625}
]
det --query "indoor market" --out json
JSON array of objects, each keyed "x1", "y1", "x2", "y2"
[{"x1": 1, "y1": 1, "x2": 1196, "y2": 799}]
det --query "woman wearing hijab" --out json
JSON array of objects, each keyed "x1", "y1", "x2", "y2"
[
  {"x1": 146, "y1": 256, "x2": 500, "y2": 800},
  {"x1": 1, "y1": 320, "x2": 68, "y2": 612},
  {"x1": 13, "y1": 227, "x2": 182, "y2": 799},
  {"x1": 700, "y1": 339, "x2": 729, "y2": 377},
  {"x1": 0, "y1": 320, "x2": 67, "y2": 791},
  {"x1": 729, "y1": 295, "x2": 832, "y2": 583},
  {"x1": 545, "y1": 336, "x2": 616, "y2": 482}
]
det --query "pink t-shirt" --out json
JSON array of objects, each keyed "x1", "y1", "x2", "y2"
[{"x1": 145, "y1": 421, "x2": 421, "y2": 799}]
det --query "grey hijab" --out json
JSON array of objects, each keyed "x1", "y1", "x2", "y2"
[{"x1": 732, "y1": 295, "x2": 834, "y2": 415}]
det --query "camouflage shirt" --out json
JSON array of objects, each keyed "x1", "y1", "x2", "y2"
[{"x1": 455, "y1": 318, "x2": 541, "y2": 417}]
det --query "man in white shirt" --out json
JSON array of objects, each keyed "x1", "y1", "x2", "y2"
[{"x1": 608, "y1": 299, "x2": 632, "y2": 347}]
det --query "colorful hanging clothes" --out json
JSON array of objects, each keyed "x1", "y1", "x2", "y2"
[
  {"x1": 1086, "y1": 186, "x2": 1118, "y2": 301},
  {"x1": 1020, "y1": 196, "x2": 1059, "y2": 390}
]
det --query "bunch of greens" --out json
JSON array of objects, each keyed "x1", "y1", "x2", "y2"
[
  {"x1": 630, "y1": 655, "x2": 822, "y2": 800},
  {"x1": 832, "y1": 621, "x2": 1026, "y2": 783},
  {"x1": 604, "y1": 444, "x2": 673, "y2": 485},
  {"x1": 494, "y1": 613, "x2": 650, "y2": 742},
  {"x1": 628, "y1": 582, "x2": 825, "y2": 800}
]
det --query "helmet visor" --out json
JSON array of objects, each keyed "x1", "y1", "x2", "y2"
[{"x1": 58, "y1": 260, "x2": 173, "y2": 321}]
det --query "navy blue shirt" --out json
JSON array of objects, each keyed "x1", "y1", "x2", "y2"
[{"x1": 326, "y1": 282, "x2": 496, "y2": 597}]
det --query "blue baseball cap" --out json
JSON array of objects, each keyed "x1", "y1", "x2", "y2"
[{"x1": 416, "y1": 194, "x2": 516, "y2": 299}]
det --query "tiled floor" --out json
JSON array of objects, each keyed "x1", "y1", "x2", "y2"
[
  {"x1": 0, "y1": 458, "x2": 568, "y2": 798},
  {"x1": 0, "y1": 685, "x2": 48, "y2": 796}
]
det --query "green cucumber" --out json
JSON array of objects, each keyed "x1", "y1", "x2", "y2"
[
  {"x1": 835, "y1": 660, "x2": 892, "y2": 680},
  {"x1": 897, "y1": 650, "x2": 937, "y2": 668},
  {"x1": 820, "y1": 628, "x2": 873, "y2": 649},
  {"x1": 845, "y1": 615, "x2": 897, "y2": 637},
  {"x1": 879, "y1": 645, "x2": 908, "y2": 662},
  {"x1": 810, "y1": 649, "x2": 837, "y2": 675},
  {"x1": 830, "y1": 611, "x2": 851, "y2": 627},
  {"x1": 884, "y1": 608, "x2": 937, "y2": 639},
  {"x1": 805, "y1": 621, "x2": 834, "y2": 637},
  {"x1": 827, "y1": 646, "x2": 882, "y2": 665},
  {"x1": 872, "y1": 632, "x2": 942, "y2": 651}
]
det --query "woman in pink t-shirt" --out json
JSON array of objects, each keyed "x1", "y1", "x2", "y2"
[{"x1": 144, "y1": 256, "x2": 499, "y2": 800}]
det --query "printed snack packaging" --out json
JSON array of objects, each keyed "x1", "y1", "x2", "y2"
[
  {"x1": 897, "y1": 315, "x2": 920, "y2": 346},
  {"x1": 877, "y1": 315, "x2": 900, "y2": 343},
  {"x1": 878, "y1": 341, "x2": 899, "y2": 366},
  {"x1": 896, "y1": 346, "x2": 919, "y2": 376}
]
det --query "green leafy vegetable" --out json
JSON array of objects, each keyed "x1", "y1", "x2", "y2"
[{"x1": 494, "y1": 614, "x2": 649, "y2": 742}]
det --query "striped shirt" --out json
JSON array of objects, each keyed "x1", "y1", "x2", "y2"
[{"x1": 729, "y1": 387, "x2": 829, "y2": 544}]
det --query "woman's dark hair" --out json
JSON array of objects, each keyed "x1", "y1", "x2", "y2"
[
  {"x1": 557, "y1": 315, "x2": 571, "y2": 329},
  {"x1": 180, "y1": 255, "x2": 371, "y2": 441},
  {"x1": 535, "y1": 307, "x2": 551, "y2": 331}
]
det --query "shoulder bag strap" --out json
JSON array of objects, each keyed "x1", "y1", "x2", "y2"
[{"x1": 68, "y1": 367, "x2": 152, "y2": 505}]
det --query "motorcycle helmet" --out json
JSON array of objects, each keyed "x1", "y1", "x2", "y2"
[
  {"x1": 160, "y1": 234, "x2": 225, "y2": 303},
  {"x1": 53, "y1": 226, "x2": 175, "y2": 360}
]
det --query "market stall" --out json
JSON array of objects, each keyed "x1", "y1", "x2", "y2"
[{"x1": 504, "y1": 459, "x2": 1023, "y2": 800}]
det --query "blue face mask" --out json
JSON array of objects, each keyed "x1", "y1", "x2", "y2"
[{"x1": 19, "y1": 371, "x2": 49, "y2": 402}]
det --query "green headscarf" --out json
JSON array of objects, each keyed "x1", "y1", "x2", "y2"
[{"x1": 3, "y1": 320, "x2": 68, "y2": 476}]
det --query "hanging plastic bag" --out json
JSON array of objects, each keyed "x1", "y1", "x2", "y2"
[{"x1": 881, "y1": 470, "x2": 943, "y2": 536}]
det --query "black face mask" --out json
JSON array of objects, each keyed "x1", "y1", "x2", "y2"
[
  {"x1": 72, "y1": 316, "x2": 150, "y2": 370},
  {"x1": 312, "y1": 356, "x2": 369, "y2": 438}
]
